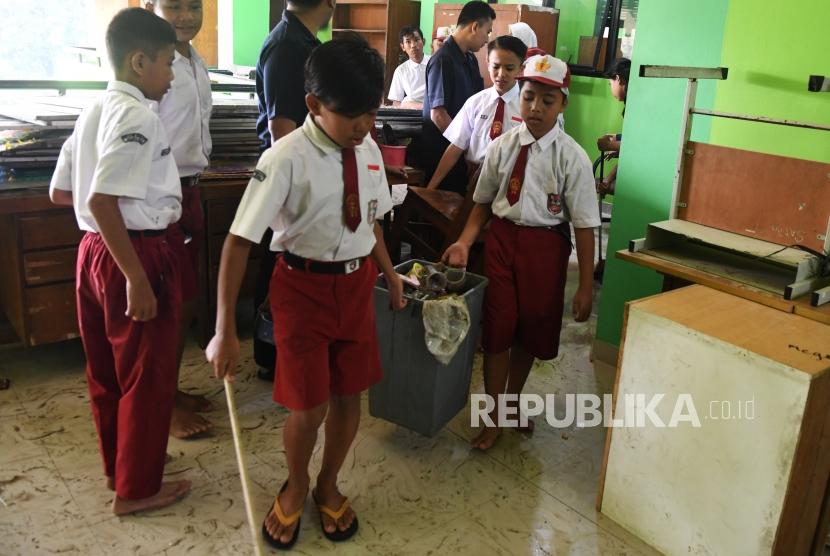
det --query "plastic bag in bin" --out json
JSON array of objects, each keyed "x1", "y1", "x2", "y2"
[{"x1": 422, "y1": 295, "x2": 471, "y2": 365}]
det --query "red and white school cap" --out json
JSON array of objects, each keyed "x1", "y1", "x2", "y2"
[{"x1": 517, "y1": 54, "x2": 571, "y2": 96}]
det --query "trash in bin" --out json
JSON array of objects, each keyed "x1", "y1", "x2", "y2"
[
  {"x1": 371, "y1": 259, "x2": 488, "y2": 436},
  {"x1": 422, "y1": 295, "x2": 470, "y2": 365}
]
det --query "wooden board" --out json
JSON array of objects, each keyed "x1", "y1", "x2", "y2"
[{"x1": 678, "y1": 142, "x2": 830, "y2": 252}]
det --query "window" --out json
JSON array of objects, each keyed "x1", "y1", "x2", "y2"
[{"x1": 556, "y1": 0, "x2": 637, "y2": 78}]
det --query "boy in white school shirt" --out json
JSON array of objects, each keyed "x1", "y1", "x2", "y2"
[
  {"x1": 206, "y1": 36, "x2": 406, "y2": 549},
  {"x1": 426, "y1": 35, "x2": 527, "y2": 190},
  {"x1": 443, "y1": 54, "x2": 599, "y2": 450},
  {"x1": 49, "y1": 8, "x2": 191, "y2": 515},
  {"x1": 387, "y1": 25, "x2": 429, "y2": 109},
  {"x1": 146, "y1": 0, "x2": 215, "y2": 440}
]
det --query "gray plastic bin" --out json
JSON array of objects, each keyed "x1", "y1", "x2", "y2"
[{"x1": 370, "y1": 260, "x2": 488, "y2": 437}]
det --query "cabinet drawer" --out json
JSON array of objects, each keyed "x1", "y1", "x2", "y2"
[
  {"x1": 25, "y1": 282, "x2": 79, "y2": 345},
  {"x1": 24, "y1": 248, "x2": 77, "y2": 286},
  {"x1": 19, "y1": 212, "x2": 83, "y2": 250}
]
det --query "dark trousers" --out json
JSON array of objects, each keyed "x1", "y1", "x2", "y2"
[{"x1": 254, "y1": 230, "x2": 277, "y2": 371}]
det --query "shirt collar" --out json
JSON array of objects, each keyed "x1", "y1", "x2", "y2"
[
  {"x1": 408, "y1": 55, "x2": 428, "y2": 68},
  {"x1": 282, "y1": 9, "x2": 318, "y2": 43},
  {"x1": 501, "y1": 83, "x2": 520, "y2": 103},
  {"x1": 518, "y1": 120, "x2": 561, "y2": 150},
  {"x1": 173, "y1": 46, "x2": 204, "y2": 66},
  {"x1": 302, "y1": 114, "x2": 342, "y2": 156},
  {"x1": 107, "y1": 81, "x2": 148, "y2": 104},
  {"x1": 444, "y1": 36, "x2": 465, "y2": 62}
]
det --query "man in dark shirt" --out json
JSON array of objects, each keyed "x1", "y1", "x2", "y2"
[
  {"x1": 422, "y1": 1, "x2": 495, "y2": 193},
  {"x1": 255, "y1": 0, "x2": 331, "y2": 150},
  {"x1": 253, "y1": 0, "x2": 331, "y2": 378}
]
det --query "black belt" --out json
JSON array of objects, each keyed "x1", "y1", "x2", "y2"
[
  {"x1": 180, "y1": 175, "x2": 200, "y2": 187},
  {"x1": 283, "y1": 252, "x2": 365, "y2": 275},
  {"x1": 127, "y1": 228, "x2": 167, "y2": 237}
]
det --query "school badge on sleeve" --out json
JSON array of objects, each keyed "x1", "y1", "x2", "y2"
[
  {"x1": 367, "y1": 199, "x2": 378, "y2": 222},
  {"x1": 547, "y1": 193, "x2": 563, "y2": 215}
]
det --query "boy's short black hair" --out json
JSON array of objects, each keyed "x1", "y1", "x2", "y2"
[
  {"x1": 457, "y1": 1, "x2": 496, "y2": 28},
  {"x1": 106, "y1": 8, "x2": 176, "y2": 72},
  {"x1": 607, "y1": 58, "x2": 631, "y2": 84},
  {"x1": 305, "y1": 33, "x2": 385, "y2": 116},
  {"x1": 487, "y1": 35, "x2": 527, "y2": 62},
  {"x1": 399, "y1": 25, "x2": 424, "y2": 44}
]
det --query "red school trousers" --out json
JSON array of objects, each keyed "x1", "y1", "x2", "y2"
[{"x1": 75, "y1": 231, "x2": 182, "y2": 500}]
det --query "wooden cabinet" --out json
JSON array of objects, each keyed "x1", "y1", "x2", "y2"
[
  {"x1": 598, "y1": 285, "x2": 830, "y2": 555},
  {"x1": 333, "y1": 0, "x2": 421, "y2": 95},
  {"x1": 433, "y1": 3, "x2": 559, "y2": 87}
]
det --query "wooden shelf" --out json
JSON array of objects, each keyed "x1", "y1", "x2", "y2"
[{"x1": 332, "y1": 28, "x2": 387, "y2": 33}]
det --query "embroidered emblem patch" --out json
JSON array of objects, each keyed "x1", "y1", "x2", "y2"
[
  {"x1": 121, "y1": 133, "x2": 148, "y2": 145},
  {"x1": 479, "y1": 114, "x2": 488, "y2": 120},
  {"x1": 508, "y1": 177, "x2": 522, "y2": 198},
  {"x1": 252, "y1": 169, "x2": 267, "y2": 182},
  {"x1": 535, "y1": 58, "x2": 552, "y2": 73},
  {"x1": 160, "y1": 146, "x2": 171, "y2": 156},
  {"x1": 367, "y1": 199, "x2": 378, "y2": 222},
  {"x1": 345, "y1": 193, "x2": 360, "y2": 219},
  {"x1": 547, "y1": 193, "x2": 562, "y2": 215},
  {"x1": 491, "y1": 121, "x2": 503, "y2": 136},
  {"x1": 510, "y1": 116, "x2": 523, "y2": 123}
]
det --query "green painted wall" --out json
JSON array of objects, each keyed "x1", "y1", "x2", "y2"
[
  {"x1": 233, "y1": 1, "x2": 269, "y2": 66},
  {"x1": 708, "y1": 0, "x2": 830, "y2": 163},
  {"x1": 594, "y1": 0, "x2": 729, "y2": 346}
]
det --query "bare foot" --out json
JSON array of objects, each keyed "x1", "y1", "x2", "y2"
[
  {"x1": 313, "y1": 483, "x2": 357, "y2": 536},
  {"x1": 111, "y1": 480, "x2": 191, "y2": 515},
  {"x1": 263, "y1": 480, "x2": 307, "y2": 545},
  {"x1": 471, "y1": 427, "x2": 501, "y2": 451},
  {"x1": 170, "y1": 406, "x2": 212, "y2": 439},
  {"x1": 175, "y1": 390, "x2": 214, "y2": 413},
  {"x1": 106, "y1": 454, "x2": 171, "y2": 491}
]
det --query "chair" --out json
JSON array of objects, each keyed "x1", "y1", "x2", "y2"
[{"x1": 387, "y1": 167, "x2": 482, "y2": 265}]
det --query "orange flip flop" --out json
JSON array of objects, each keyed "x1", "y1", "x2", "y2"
[
  {"x1": 312, "y1": 490, "x2": 359, "y2": 542},
  {"x1": 262, "y1": 481, "x2": 304, "y2": 550}
]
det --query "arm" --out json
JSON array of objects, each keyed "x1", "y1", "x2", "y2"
[
  {"x1": 571, "y1": 227, "x2": 595, "y2": 322},
  {"x1": 87, "y1": 193, "x2": 156, "y2": 321},
  {"x1": 597, "y1": 165, "x2": 618, "y2": 196},
  {"x1": 431, "y1": 107, "x2": 452, "y2": 132},
  {"x1": 426, "y1": 144, "x2": 465, "y2": 189},
  {"x1": 597, "y1": 134, "x2": 621, "y2": 152},
  {"x1": 268, "y1": 117, "x2": 297, "y2": 144},
  {"x1": 371, "y1": 223, "x2": 406, "y2": 310},
  {"x1": 262, "y1": 41, "x2": 305, "y2": 145},
  {"x1": 50, "y1": 189, "x2": 73, "y2": 206},
  {"x1": 391, "y1": 100, "x2": 402, "y2": 108},
  {"x1": 442, "y1": 202, "x2": 492, "y2": 267},
  {"x1": 205, "y1": 233, "x2": 254, "y2": 380},
  {"x1": 400, "y1": 100, "x2": 424, "y2": 110}
]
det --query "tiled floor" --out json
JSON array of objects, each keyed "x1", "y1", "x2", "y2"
[{"x1": 0, "y1": 227, "x2": 661, "y2": 555}]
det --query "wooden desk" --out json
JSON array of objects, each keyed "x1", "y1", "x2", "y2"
[{"x1": 616, "y1": 249, "x2": 830, "y2": 326}]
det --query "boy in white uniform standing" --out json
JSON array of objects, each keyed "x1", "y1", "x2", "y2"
[
  {"x1": 146, "y1": 0, "x2": 215, "y2": 440},
  {"x1": 387, "y1": 25, "x2": 429, "y2": 109},
  {"x1": 444, "y1": 54, "x2": 599, "y2": 450},
  {"x1": 50, "y1": 8, "x2": 191, "y2": 514},
  {"x1": 426, "y1": 35, "x2": 527, "y2": 190},
  {"x1": 207, "y1": 36, "x2": 406, "y2": 549}
]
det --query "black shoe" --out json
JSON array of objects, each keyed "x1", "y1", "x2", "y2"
[{"x1": 257, "y1": 366, "x2": 275, "y2": 381}]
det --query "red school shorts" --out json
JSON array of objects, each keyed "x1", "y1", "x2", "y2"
[
  {"x1": 482, "y1": 217, "x2": 572, "y2": 360},
  {"x1": 269, "y1": 256, "x2": 383, "y2": 410},
  {"x1": 168, "y1": 183, "x2": 204, "y2": 302}
]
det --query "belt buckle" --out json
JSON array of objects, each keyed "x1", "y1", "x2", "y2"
[{"x1": 344, "y1": 258, "x2": 361, "y2": 274}]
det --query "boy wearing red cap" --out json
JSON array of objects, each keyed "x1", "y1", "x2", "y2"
[{"x1": 444, "y1": 54, "x2": 599, "y2": 450}]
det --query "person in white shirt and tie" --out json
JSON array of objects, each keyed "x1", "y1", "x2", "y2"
[{"x1": 387, "y1": 25, "x2": 430, "y2": 109}]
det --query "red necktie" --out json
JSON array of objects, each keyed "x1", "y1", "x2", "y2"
[
  {"x1": 506, "y1": 143, "x2": 531, "y2": 206},
  {"x1": 489, "y1": 98, "x2": 505, "y2": 140},
  {"x1": 342, "y1": 148, "x2": 361, "y2": 232}
]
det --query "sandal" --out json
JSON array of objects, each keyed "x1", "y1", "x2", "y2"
[
  {"x1": 261, "y1": 481, "x2": 305, "y2": 550},
  {"x1": 312, "y1": 489, "x2": 359, "y2": 542}
]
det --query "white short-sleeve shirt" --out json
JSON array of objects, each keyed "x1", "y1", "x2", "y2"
[
  {"x1": 473, "y1": 122, "x2": 600, "y2": 228},
  {"x1": 443, "y1": 84, "x2": 522, "y2": 164},
  {"x1": 387, "y1": 55, "x2": 430, "y2": 104},
  {"x1": 229, "y1": 114, "x2": 393, "y2": 261},
  {"x1": 156, "y1": 47, "x2": 213, "y2": 177},
  {"x1": 50, "y1": 81, "x2": 182, "y2": 233}
]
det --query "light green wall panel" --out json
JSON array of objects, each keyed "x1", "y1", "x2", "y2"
[
  {"x1": 233, "y1": 0, "x2": 269, "y2": 66},
  {"x1": 708, "y1": 0, "x2": 830, "y2": 163},
  {"x1": 594, "y1": 0, "x2": 729, "y2": 346}
]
